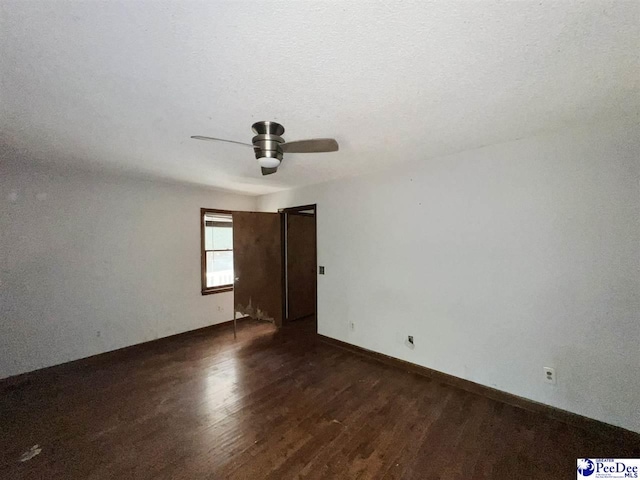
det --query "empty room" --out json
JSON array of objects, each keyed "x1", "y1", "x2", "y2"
[{"x1": 1, "y1": 1, "x2": 639, "y2": 479}]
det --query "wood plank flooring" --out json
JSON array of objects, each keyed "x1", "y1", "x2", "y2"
[{"x1": 1, "y1": 318, "x2": 638, "y2": 479}]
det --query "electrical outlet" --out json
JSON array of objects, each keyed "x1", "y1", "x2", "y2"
[
  {"x1": 319, "y1": 266, "x2": 325, "y2": 275},
  {"x1": 408, "y1": 335, "x2": 414, "y2": 345},
  {"x1": 543, "y1": 367, "x2": 556, "y2": 385},
  {"x1": 350, "y1": 322, "x2": 355, "y2": 331}
]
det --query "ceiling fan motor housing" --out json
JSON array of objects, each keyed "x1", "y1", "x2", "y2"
[{"x1": 252, "y1": 121, "x2": 284, "y2": 162}]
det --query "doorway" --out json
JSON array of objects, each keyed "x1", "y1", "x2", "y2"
[{"x1": 280, "y1": 205, "x2": 317, "y2": 327}]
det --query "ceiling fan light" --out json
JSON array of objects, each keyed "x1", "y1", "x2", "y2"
[{"x1": 258, "y1": 156, "x2": 281, "y2": 168}]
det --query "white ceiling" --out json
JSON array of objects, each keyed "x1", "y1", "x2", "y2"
[{"x1": 1, "y1": 1, "x2": 638, "y2": 195}]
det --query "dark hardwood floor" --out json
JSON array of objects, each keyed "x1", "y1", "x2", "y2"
[{"x1": 1, "y1": 318, "x2": 638, "y2": 479}]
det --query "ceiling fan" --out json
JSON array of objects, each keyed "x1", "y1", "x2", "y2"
[{"x1": 191, "y1": 121, "x2": 339, "y2": 175}]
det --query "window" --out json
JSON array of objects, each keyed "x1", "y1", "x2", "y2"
[{"x1": 201, "y1": 209, "x2": 234, "y2": 295}]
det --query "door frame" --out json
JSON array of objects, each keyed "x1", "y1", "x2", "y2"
[{"x1": 279, "y1": 204, "x2": 317, "y2": 327}]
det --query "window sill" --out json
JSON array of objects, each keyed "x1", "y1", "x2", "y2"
[{"x1": 202, "y1": 286, "x2": 234, "y2": 296}]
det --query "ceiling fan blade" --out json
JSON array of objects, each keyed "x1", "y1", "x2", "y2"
[
  {"x1": 280, "y1": 138, "x2": 339, "y2": 153},
  {"x1": 261, "y1": 166, "x2": 278, "y2": 176},
  {"x1": 190, "y1": 136, "x2": 253, "y2": 147}
]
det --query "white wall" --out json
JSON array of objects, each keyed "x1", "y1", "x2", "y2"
[
  {"x1": 0, "y1": 162, "x2": 256, "y2": 379},
  {"x1": 258, "y1": 119, "x2": 640, "y2": 433}
]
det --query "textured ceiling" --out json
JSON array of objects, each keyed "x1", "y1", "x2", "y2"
[{"x1": 1, "y1": 1, "x2": 638, "y2": 195}]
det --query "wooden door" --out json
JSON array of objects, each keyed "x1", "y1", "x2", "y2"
[
  {"x1": 286, "y1": 212, "x2": 316, "y2": 321},
  {"x1": 233, "y1": 212, "x2": 283, "y2": 327}
]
